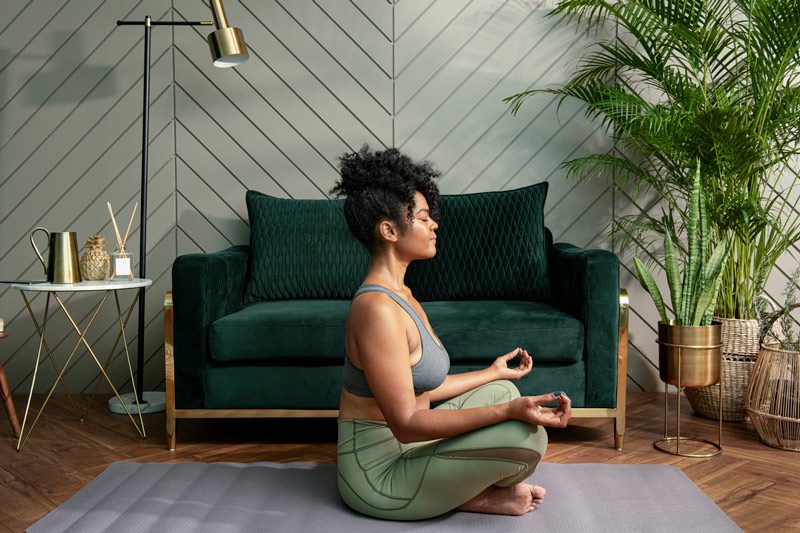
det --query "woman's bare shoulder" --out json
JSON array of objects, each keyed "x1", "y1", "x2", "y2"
[
  {"x1": 350, "y1": 291, "x2": 400, "y2": 320},
  {"x1": 349, "y1": 292, "x2": 408, "y2": 355}
]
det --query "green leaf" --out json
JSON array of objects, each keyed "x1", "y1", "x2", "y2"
[
  {"x1": 692, "y1": 239, "x2": 730, "y2": 324},
  {"x1": 681, "y1": 164, "x2": 703, "y2": 324},
  {"x1": 663, "y1": 230, "x2": 682, "y2": 315},
  {"x1": 634, "y1": 257, "x2": 669, "y2": 323},
  {"x1": 702, "y1": 237, "x2": 730, "y2": 287}
]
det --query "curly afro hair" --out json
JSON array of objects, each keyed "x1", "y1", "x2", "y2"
[{"x1": 330, "y1": 145, "x2": 440, "y2": 252}]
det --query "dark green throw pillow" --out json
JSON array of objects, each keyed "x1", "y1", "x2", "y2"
[
  {"x1": 406, "y1": 182, "x2": 550, "y2": 301},
  {"x1": 243, "y1": 191, "x2": 369, "y2": 303}
]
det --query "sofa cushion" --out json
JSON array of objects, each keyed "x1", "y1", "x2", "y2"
[
  {"x1": 424, "y1": 300, "x2": 583, "y2": 363},
  {"x1": 209, "y1": 300, "x2": 350, "y2": 362},
  {"x1": 209, "y1": 298, "x2": 582, "y2": 364},
  {"x1": 244, "y1": 191, "x2": 369, "y2": 303},
  {"x1": 407, "y1": 183, "x2": 550, "y2": 301}
]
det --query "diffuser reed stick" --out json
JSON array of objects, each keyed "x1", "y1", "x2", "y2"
[
  {"x1": 121, "y1": 203, "x2": 138, "y2": 250},
  {"x1": 107, "y1": 202, "x2": 124, "y2": 251}
]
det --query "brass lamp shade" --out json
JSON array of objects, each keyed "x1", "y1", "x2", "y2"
[
  {"x1": 208, "y1": 26, "x2": 248, "y2": 68},
  {"x1": 208, "y1": 0, "x2": 249, "y2": 68}
]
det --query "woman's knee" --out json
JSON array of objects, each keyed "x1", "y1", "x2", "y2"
[
  {"x1": 472, "y1": 379, "x2": 521, "y2": 407},
  {"x1": 489, "y1": 379, "x2": 521, "y2": 400},
  {"x1": 437, "y1": 419, "x2": 547, "y2": 459}
]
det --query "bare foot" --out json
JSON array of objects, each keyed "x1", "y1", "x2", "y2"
[{"x1": 457, "y1": 483, "x2": 546, "y2": 516}]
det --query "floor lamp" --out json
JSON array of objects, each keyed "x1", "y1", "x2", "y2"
[{"x1": 111, "y1": 1, "x2": 248, "y2": 416}]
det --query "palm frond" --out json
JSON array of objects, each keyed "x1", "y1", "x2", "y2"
[{"x1": 507, "y1": 0, "x2": 800, "y2": 319}]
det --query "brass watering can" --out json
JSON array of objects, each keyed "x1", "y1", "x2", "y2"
[{"x1": 30, "y1": 228, "x2": 82, "y2": 284}]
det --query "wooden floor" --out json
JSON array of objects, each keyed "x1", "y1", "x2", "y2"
[{"x1": 1, "y1": 392, "x2": 799, "y2": 532}]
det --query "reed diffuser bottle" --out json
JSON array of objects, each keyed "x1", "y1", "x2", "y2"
[{"x1": 107, "y1": 201, "x2": 137, "y2": 280}]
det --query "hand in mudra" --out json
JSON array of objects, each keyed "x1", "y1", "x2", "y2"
[
  {"x1": 511, "y1": 392, "x2": 572, "y2": 428},
  {"x1": 491, "y1": 347, "x2": 533, "y2": 381}
]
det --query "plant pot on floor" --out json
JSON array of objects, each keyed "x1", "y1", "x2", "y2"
[
  {"x1": 658, "y1": 321, "x2": 722, "y2": 388},
  {"x1": 685, "y1": 317, "x2": 759, "y2": 421},
  {"x1": 654, "y1": 321, "x2": 723, "y2": 457}
]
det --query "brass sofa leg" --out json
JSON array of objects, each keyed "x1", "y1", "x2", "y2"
[
  {"x1": 615, "y1": 289, "x2": 630, "y2": 450},
  {"x1": 164, "y1": 292, "x2": 176, "y2": 451}
]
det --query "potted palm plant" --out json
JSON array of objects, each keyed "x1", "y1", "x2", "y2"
[
  {"x1": 634, "y1": 165, "x2": 729, "y2": 388},
  {"x1": 506, "y1": 0, "x2": 800, "y2": 420}
]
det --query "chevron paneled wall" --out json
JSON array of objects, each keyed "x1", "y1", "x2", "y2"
[{"x1": 2, "y1": 0, "x2": 681, "y2": 398}]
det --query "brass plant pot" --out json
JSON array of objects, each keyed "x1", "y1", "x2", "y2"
[
  {"x1": 654, "y1": 321, "x2": 724, "y2": 458},
  {"x1": 658, "y1": 321, "x2": 722, "y2": 387}
]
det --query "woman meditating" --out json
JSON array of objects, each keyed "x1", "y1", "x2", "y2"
[{"x1": 332, "y1": 146, "x2": 572, "y2": 521}]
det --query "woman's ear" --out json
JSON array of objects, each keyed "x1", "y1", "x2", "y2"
[{"x1": 377, "y1": 220, "x2": 399, "y2": 243}]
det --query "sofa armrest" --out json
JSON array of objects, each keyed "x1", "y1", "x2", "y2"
[
  {"x1": 549, "y1": 242, "x2": 620, "y2": 407},
  {"x1": 172, "y1": 245, "x2": 250, "y2": 408}
]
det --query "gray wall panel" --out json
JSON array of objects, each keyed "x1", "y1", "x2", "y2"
[{"x1": 237, "y1": 1, "x2": 392, "y2": 148}]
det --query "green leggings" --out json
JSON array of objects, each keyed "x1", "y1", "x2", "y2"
[{"x1": 337, "y1": 380, "x2": 548, "y2": 521}]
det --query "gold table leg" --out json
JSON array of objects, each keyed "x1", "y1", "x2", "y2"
[
  {"x1": 16, "y1": 288, "x2": 146, "y2": 451},
  {"x1": 112, "y1": 289, "x2": 145, "y2": 436},
  {"x1": 17, "y1": 292, "x2": 109, "y2": 450},
  {"x1": 19, "y1": 292, "x2": 80, "y2": 418},
  {"x1": 80, "y1": 291, "x2": 140, "y2": 420},
  {"x1": 17, "y1": 293, "x2": 50, "y2": 451},
  {"x1": 51, "y1": 292, "x2": 145, "y2": 439}
]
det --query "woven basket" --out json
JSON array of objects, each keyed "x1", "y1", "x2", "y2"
[
  {"x1": 685, "y1": 317, "x2": 759, "y2": 421},
  {"x1": 746, "y1": 343, "x2": 800, "y2": 451}
]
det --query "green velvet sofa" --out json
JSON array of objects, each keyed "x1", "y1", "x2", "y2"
[{"x1": 164, "y1": 183, "x2": 629, "y2": 450}]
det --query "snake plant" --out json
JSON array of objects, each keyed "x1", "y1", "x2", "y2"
[{"x1": 633, "y1": 163, "x2": 730, "y2": 326}]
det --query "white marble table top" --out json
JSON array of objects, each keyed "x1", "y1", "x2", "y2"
[{"x1": 7, "y1": 278, "x2": 152, "y2": 292}]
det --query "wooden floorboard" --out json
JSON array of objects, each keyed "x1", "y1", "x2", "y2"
[{"x1": 1, "y1": 392, "x2": 798, "y2": 531}]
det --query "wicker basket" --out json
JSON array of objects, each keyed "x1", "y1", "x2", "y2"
[
  {"x1": 685, "y1": 317, "x2": 759, "y2": 421},
  {"x1": 746, "y1": 343, "x2": 800, "y2": 451}
]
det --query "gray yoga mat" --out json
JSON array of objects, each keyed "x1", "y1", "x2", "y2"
[{"x1": 29, "y1": 461, "x2": 741, "y2": 532}]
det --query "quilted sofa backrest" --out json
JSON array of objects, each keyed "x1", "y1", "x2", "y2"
[
  {"x1": 244, "y1": 183, "x2": 550, "y2": 303},
  {"x1": 244, "y1": 191, "x2": 369, "y2": 303},
  {"x1": 406, "y1": 182, "x2": 550, "y2": 301}
]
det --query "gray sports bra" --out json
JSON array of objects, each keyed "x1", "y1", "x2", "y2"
[{"x1": 343, "y1": 284, "x2": 450, "y2": 398}]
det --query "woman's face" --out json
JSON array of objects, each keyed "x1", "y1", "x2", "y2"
[{"x1": 395, "y1": 191, "x2": 438, "y2": 260}]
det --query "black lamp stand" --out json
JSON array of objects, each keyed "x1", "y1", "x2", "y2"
[{"x1": 113, "y1": 16, "x2": 212, "y2": 414}]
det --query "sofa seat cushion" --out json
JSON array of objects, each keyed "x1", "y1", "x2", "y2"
[
  {"x1": 424, "y1": 300, "x2": 583, "y2": 363},
  {"x1": 209, "y1": 299, "x2": 582, "y2": 365},
  {"x1": 209, "y1": 300, "x2": 350, "y2": 363}
]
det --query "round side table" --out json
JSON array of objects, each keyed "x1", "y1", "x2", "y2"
[{"x1": 9, "y1": 279, "x2": 152, "y2": 451}]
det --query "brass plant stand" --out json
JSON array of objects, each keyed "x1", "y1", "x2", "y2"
[{"x1": 654, "y1": 325, "x2": 724, "y2": 457}]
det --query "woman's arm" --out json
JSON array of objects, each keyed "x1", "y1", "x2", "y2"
[
  {"x1": 354, "y1": 297, "x2": 565, "y2": 443},
  {"x1": 428, "y1": 348, "x2": 532, "y2": 402}
]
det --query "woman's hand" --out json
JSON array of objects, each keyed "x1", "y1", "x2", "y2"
[
  {"x1": 509, "y1": 392, "x2": 572, "y2": 428},
  {"x1": 490, "y1": 347, "x2": 533, "y2": 381}
]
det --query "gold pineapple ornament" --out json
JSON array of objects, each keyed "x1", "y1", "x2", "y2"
[{"x1": 79, "y1": 234, "x2": 111, "y2": 281}]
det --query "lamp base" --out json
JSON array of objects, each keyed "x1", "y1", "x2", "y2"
[{"x1": 108, "y1": 391, "x2": 166, "y2": 415}]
